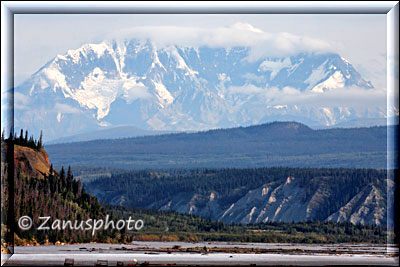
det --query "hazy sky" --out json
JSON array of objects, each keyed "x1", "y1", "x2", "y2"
[{"x1": 14, "y1": 14, "x2": 386, "y2": 88}]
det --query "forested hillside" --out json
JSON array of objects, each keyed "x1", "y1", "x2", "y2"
[
  {"x1": 86, "y1": 167, "x2": 394, "y2": 226},
  {"x1": 1, "y1": 132, "x2": 114, "y2": 244},
  {"x1": 46, "y1": 122, "x2": 396, "y2": 169}
]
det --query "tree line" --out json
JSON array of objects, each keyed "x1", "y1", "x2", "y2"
[{"x1": 1, "y1": 128, "x2": 43, "y2": 150}]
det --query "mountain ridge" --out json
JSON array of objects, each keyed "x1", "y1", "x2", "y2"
[
  {"x1": 14, "y1": 38, "x2": 386, "y2": 141},
  {"x1": 45, "y1": 121, "x2": 396, "y2": 169}
]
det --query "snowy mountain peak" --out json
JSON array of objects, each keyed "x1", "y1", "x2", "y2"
[{"x1": 15, "y1": 39, "x2": 380, "y2": 141}]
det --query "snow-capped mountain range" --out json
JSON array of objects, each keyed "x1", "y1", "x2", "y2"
[{"x1": 15, "y1": 38, "x2": 386, "y2": 141}]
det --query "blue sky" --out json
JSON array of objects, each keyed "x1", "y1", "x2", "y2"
[{"x1": 14, "y1": 14, "x2": 386, "y2": 88}]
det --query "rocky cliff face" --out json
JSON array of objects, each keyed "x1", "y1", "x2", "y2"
[
  {"x1": 13, "y1": 145, "x2": 51, "y2": 178},
  {"x1": 327, "y1": 184, "x2": 387, "y2": 225},
  {"x1": 153, "y1": 176, "x2": 392, "y2": 227},
  {"x1": 2, "y1": 143, "x2": 52, "y2": 179}
]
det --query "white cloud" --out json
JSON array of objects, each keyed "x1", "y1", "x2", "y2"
[
  {"x1": 284, "y1": 87, "x2": 386, "y2": 110},
  {"x1": 13, "y1": 14, "x2": 386, "y2": 89},
  {"x1": 258, "y1": 58, "x2": 292, "y2": 79},
  {"x1": 110, "y1": 23, "x2": 333, "y2": 61},
  {"x1": 228, "y1": 84, "x2": 386, "y2": 110},
  {"x1": 122, "y1": 84, "x2": 152, "y2": 104},
  {"x1": 242, "y1": 73, "x2": 265, "y2": 83},
  {"x1": 229, "y1": 84, "x2": 266, "y2": 94},
  {"x1": 54, "y1": 103, "x2": 81, "y2": 114}
]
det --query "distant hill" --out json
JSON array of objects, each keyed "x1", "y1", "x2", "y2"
[
  {"x1": 46, "y1": 125, "x2": 175, "y2": 144},
  {"x1": 46, "y1": 121, "x2": 397, "y2": 169}
]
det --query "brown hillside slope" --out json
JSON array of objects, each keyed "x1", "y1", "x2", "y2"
[{"x1": 13, "y1": 145, "x2": 51, "y2": 178}]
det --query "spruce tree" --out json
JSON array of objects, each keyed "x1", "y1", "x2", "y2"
[
  {"x1": 19, "y1": 129, "x2": 24, "y2": 144},
  {"x1": 24, "y1": 130, "x2": 28, "y2": 145},
  {"x1": 67, "y1": 166, "x2": 72, "y2": 180},
  {"x1": 49, "y1": 164, "x2": 53, "y2": 175},
  {"x1": 60, "y1": 167, "x2": 65, "y2": 188},
  {"x1": 28, "y1": 136, "x2": 34, "y2": 148},
  {"x1": 60, "y1": 167, "x2": 65, "y2": 179},
  {"x1": 67, "y1": 166, "x2": 73, "y2": 191},
  {"x1": 38, "y1": 130, "x2": 43, "y2": 149}
]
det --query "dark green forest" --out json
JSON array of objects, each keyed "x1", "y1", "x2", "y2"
[{"x1": 46, "y1": 122, "x2": 396, "y2": 169}]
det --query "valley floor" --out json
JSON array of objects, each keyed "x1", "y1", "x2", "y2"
[{"x1": 2, "y1": 242, "x2": 398, "y2": 266}]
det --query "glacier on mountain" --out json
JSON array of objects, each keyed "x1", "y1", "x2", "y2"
[{"x1": 14, "y1": 38, "x2": 384, "y2": 141}]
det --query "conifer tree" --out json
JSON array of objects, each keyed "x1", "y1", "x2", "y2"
[
  {"x1": 60, "y1": 167, "x2": 65, "y2": 179},
  {"x1": 67, "y1": 166, "x2": 72, "y2": 180},
  {"x1": 19, "y1": 129, "x2": 24, "y2": 144},
  {"x1": 60, "y1": 167, "x2": 66, "y2": 188},
  {"x1": 28, "y1": 136, "x2": 34, "y2": 148},
  {"x1": 24, "y1": 130, "x2": 28, "y2": 145},
  {"x1": 67, "y1": 166, "x2": 73, "y2": 191},
  {"x1": 38, "y1": 130, "x2": 43, "y2": 149},
  {"x1": 8, "y1": 130, "x2": 13, "y2": 141}
]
